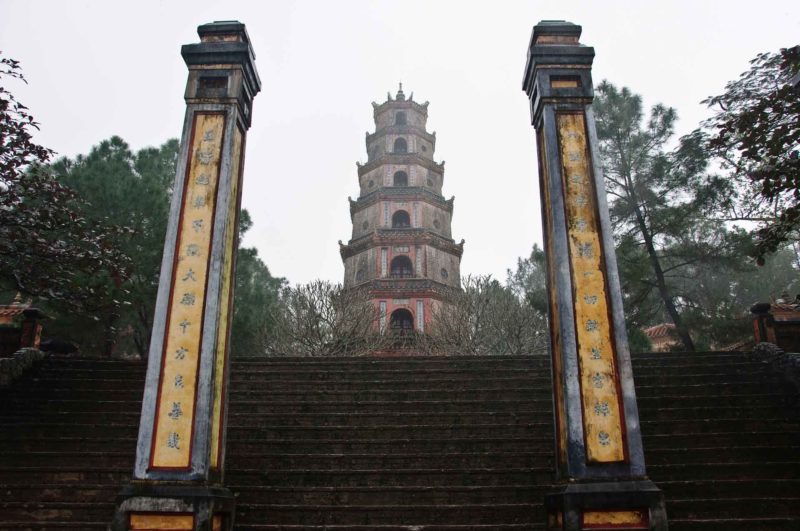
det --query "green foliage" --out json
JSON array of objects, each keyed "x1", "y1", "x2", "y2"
[
  {"x1": 593, "y1": 80, "x2": 800, "y2": 350},
  {"x1": 703, "y1": 46, "x2": 800, "y2": 262},
  {"x1": 594, "y1": 81, "x2": 743, "y2": 351},
  {"x1": 506, "y1": 244, "x2": 548, "y2": 315},
  {"x1": 50, "y1": 137, "x2": 176, "y2": 355},
  {"x1": 50, "y1": 137, "x2": 285, "y2": 358},
  {"x1": 680, "y1": 244, "x2": 799, "y2": 348},
  {"x1": 626, "y1": 327, "x2": 652, "y2": 353},
  {"x1": 0, "y1": 56, "x2": 129, "y2": 327}
]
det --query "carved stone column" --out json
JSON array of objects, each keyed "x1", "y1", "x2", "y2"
[
  {"x1": 522, "y1": 20, "x2": 667, "y2": 530},
  {"x1": 112, "y1": 20, "x2": 260, "y2": 531}
]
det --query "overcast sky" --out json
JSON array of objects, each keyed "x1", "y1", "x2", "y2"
[{"x1": 1, "y1": 1, "x2": 798, "y2": 286}]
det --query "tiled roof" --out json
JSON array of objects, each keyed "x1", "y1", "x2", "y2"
[{"x1": 643, "y1": 323, "x2": 675, "y2": 339}]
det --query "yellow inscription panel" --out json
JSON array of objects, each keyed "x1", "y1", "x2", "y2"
[
  {"x1": 551, "y1": 78, "x2": 579, "y2": 89},
  {"x1": 583, "y1": 510, "x2": 648, "y2": 528},
  {"x1": 130, "y1": 513, "x2": 194, "y2": 530},
  {"x1": 557, "y1": 112, "x2": 625, "y2": 463},
  {"x1": 210, "y1": 126, "x2": 242, "y2": 469},
  {"x1": 151, "y1": 112, "x2": 226, "y2": 469}
]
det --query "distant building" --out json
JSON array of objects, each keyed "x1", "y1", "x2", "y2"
[
  {"x1": 643, "y1": 323, "x2": 679, "y2": 352},
  {"x1": 340, "y1": 85, "x2": 463, "y2": 334}
]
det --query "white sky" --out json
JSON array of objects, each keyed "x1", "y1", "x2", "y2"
[{"x1": 1, "y1": 1, "x2": 798, "y2": 286}]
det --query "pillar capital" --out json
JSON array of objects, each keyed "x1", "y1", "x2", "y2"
[
  {"x1": 522, "y1": 20, "x2": 595, "y2": 126},
  {"x1": 181, "y1": 20, "x2": 261, "y2": 127}
]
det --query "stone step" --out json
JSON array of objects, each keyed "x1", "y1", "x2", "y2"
[
  {"x1": 0, "y1": 467, "x2": 131, "y2": 485},
  {"x1": 235, "y1": 526, "x2": 543, "y2": 531},
  {"x1": 0, "y1": 392, "x2": 740, "y2": 416},
  {"x1": 637, "y1": 392, "x2": 797, "y2": 409},
  {"x1": 642, "y1": 430, "x2": 800, "y2": 449},
  {"x1": 0, "y1": 501, "x2": 114, "y2": 522},
  {"x1": 11, "y1": 385, "x2": 551, "y2": 401},
  {"x1": 632, "y1": 351, "x2": 746, "y2": 360},
  {"x1": 230, "y1": 388, "x2": 550, "y2": 401},
  {"x1": 228, "y1": 437, "x2": 554, "y2": 455},
  {"x1": 647, "y1": 461, "x2": 800, "y2": 480},
  {"x1": 0, "y1": 521, "x2": 107, "y2": 530},
  {"x1": 0, "y1": 452, "x2": 552, "y2": 471},
  {"x1": 233, "y1": 355, "x2": 550, "y2": 370},
  {"x1": 0, "y1": 412, "x2": 552, "y2": 429},
  {"x1": 645, "y1": 445, "x2": 800, "y2": 465},
  {"x1": 631, "y1": 357, "x2": 757, "y2": 367},
  {"x1": 225, "y1": 377, "x2": 551, "y2": 391},
  {"x1": 0, "y1": 485, "x2": 121, "y2": 503},
  {"x1": 0, "y1": 484, "x2": 553, "y2": 506},
  {"x1": 666, "y1": 497, "x2": 800, "y2": 518},
  {"x1": 636, "y1": 381, "x2": 793, "y2": 397},
  {"x1": 637, "y1": 404, "x2": 796, "y2": 421},
  {"x1": 234, "y1": 503, "x2": 541, "y2": 526},
  {"x1": 227, "y1": 453, "x2": 551, "y2": 471},
  {"x1": 666, "y1": 517, "x2": 800, "y2": 531},
  {"x1": 0, "y1": 422, "x2": 140, "y2": 437},
  {"x1": 2, "y1": 398, "x2": 550, "y2": 415},
  {"x1": 226, "y1": 468, "x2": 553, "y2": 487},
  {"x1": 228, "y1": 423, "x2": 549, "y2": 441},
  {"x1": 0, "y1": 410, "x2": 552, "y2": 427},
  {"x1": 0, "y1": 389, "x2": 145, "y2": 401},
  {"x1": 1, "y1": 436, "x2": 552, "y2": 455},
  {"x1": 657, "y1": 478, "x2": 800, "y2": 499},
  {"x1": 230, "y1": 370, "x2": 544, "y2": 383},
  {"x1": 0, "y1": 421, "x2": 549, "y2": 439},
  {"x1": 0, "y1": 452, "x2": 138, "y2": 468},
  {"x1": 231, "y1": 485, "x2": 553, "y2": 505},
  {"x1": 40, "y1": 366, "x2": 545, "y2": 382},
  {"x1": 633, "y1": 372, "x2": 782, "y2": 386},
  {"x1": 640, "y1": 418, "x2": 800, "y2": 435}
]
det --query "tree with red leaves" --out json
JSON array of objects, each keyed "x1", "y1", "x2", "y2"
[
  {"x1": 0, "y1": 55, "x2": 130, "y2": 316},
  {"x1": 703, "y1": 46, "x2": 800, "y2": 264}
]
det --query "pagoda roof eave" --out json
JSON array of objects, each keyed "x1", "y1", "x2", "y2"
[{"x1": 357, "y1": 154, "x2": 444, "y2": 177}]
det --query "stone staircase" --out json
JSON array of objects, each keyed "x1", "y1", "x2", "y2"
[{"x1": 0, "y1": 351, "x2": 798, "y2": 530}]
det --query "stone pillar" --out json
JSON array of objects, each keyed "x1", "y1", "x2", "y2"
[
  {"x1": 522, "y1": 21, "x2": 667, "y2": 530},
  {"x1": 112, "y1": 20, "x2": 260, "y2": 531}
]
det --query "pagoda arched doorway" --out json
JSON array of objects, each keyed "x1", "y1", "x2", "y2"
[{"x1": 390, "y1": 309, "x2": 414, "y2": 334}]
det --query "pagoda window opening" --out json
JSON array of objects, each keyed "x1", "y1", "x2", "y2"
[
  {"x1": 392, "y1": 210, "x2": 411, "y2": 228},
  {"x1": 390, "y1": 255, "x2": 414, "y2": 278},
  {"x1": 389, "y1": 308, "x2": 414, "y2": 334},
  {"x1": 393, "y1": 137, "x2": 407, "y2": 153},
  {"x1": 395, "y1": 112, "x2": 407, "y2": 126},
  {"x1": 393, "y1": 171, "x2": 408, "y2": 187}
]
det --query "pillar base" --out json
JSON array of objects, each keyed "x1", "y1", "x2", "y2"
[
  {"x1": 545, "y1": 479, "x2": 667, "y2": 530},
  {"x1": 111, "y1": 484, "x2": 236, "y2": 531}
]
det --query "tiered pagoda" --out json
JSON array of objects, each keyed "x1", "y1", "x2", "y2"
[{"x1": 340, "y1": 85, "x2": 463, "y2": 333}]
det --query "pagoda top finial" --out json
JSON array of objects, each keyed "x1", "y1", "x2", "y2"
[{"x1": 396, "y1": 82, "x2": 406, "y2": 101}]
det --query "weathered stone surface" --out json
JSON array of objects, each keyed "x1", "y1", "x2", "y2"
[{"x1": 1, "y1": 352, "x2": 799, "y2": 529}]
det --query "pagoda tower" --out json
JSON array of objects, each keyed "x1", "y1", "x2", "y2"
[{"x1": 340, "y1": 85, "x2": 463, "y2": 334}]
